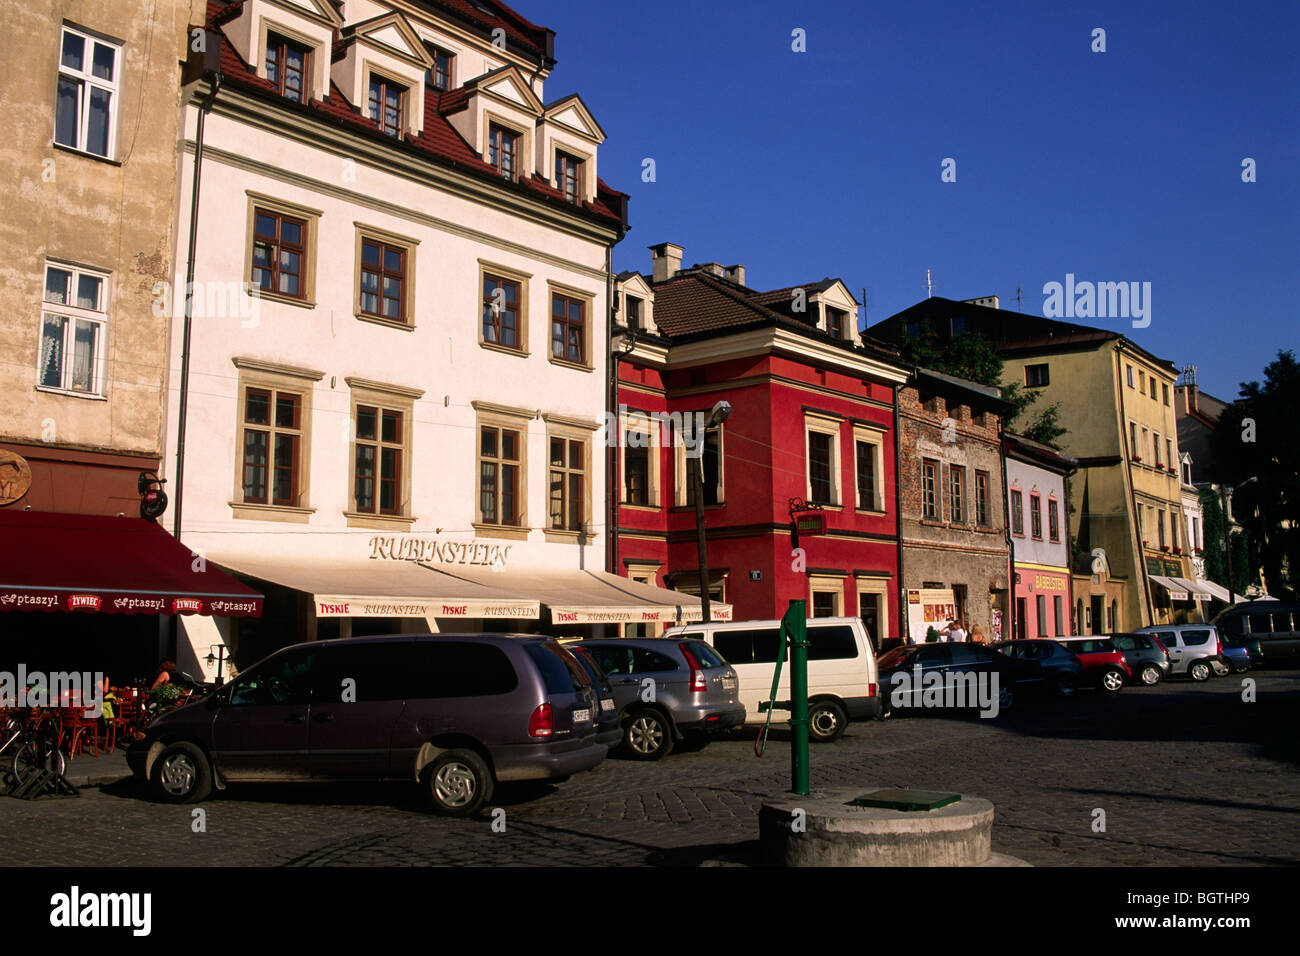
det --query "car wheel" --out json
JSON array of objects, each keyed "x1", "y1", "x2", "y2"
[
  {"x1": 1101, "y1": 668, "x2": 1126, "y2": 693},
  {"x1": 1054, "y1": 674, "x2": 1077, "y2": 698},
  {"x1": 1232, "y1": 662, "x2": 1250, "y2": 674},
  {"x1": 1189, "y1": 660, "x2": 1211, "y2": 682},
  {"x1": 423, "y1": 749, "x2": 493, "y2": 816},
  {"x1": 624, "y1": 709, "x2": 674, "y2": 761},
  {"x1": 1139, "y1": 664, "x2": 1162, "y2": 686},
  {"x1": 996, "y1": 683, "x2": 1015, "y2": 712},
  {"x1": 151, "y1": 741, "x2": 213, "y2": 804},
  {"x1": 808, "y1": 701, "x2": 847, "y2": 742}
]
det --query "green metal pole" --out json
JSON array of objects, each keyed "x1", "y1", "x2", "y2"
[{"x1": 786, "y1": 600, "x2": 809, "y2": 795}]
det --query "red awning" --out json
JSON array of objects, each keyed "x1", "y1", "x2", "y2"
[{"x1": 0, "y1": 511, "x2": 262, "y2": 617}]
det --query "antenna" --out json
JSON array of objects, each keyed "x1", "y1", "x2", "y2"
[
  {"x1": 1014, "y1": 286, "x2": 1023, "y2": 312},
  {"x1": 926, "y1": 269, "x2": 933, "y2": 298}
]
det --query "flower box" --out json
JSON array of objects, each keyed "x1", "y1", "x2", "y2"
[
  {"x1": 1160, "y1": 546, "x2": 1170, "y2": 552},
  {"x1": 1132, "y1": 456, "x2": 1143, "y2": 463}
]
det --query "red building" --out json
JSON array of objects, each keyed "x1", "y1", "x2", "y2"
[{"x1": 610, "y1": 244, "x2": 910, "y2": 644}]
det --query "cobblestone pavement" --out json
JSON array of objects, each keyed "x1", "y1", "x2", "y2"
[{"x1": 3, "y1": 671, "x2": 1297, "y2": 867}]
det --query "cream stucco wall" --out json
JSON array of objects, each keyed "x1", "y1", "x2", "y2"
[{"x1": 0, "y1": 1, "x2": 192, "y2": 458}]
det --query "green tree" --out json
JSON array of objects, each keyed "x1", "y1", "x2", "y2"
[
  {"x1": 900, "y1": 322, "x2": 1067, "y2": 445},
  {"x1": 1200, "y1": 488, "x2": 1258, "y2": 596},
  {"x1": 1208, "y1": 349, "x2": 1300, "y2": 599}
]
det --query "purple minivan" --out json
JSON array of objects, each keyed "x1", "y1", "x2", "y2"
[{"x1": 127, "y1": 634, "x2": 607, "y2": 815}]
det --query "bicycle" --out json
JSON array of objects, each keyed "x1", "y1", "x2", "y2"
[{"x1": 0, "y1": 708, "x2": 70, "y2": 794}]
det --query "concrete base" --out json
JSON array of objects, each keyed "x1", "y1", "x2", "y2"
[{"x1": 761, "y1": 788, "x2": 1010, "y2": 867}]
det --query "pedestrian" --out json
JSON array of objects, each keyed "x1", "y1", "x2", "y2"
[
  {"x1": 969, "y1": 625, "x2": 986, "y2": 644},
  {"x1": 947, "y1": 620, "x2": 968, "y2": 643}
]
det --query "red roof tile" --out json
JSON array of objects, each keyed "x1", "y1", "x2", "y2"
[{"x1": 202, "y1": 1, "x2": 624, "y2": 225}]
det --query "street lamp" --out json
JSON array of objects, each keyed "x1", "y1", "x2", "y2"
[
  {"x1": 692, "y1": 401, "x2": 732, "y2": 622},
  {"x1": 1220, "y1": 476, "x2": 1257, "y2": 604}
]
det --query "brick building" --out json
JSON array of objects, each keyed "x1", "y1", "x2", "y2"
[{"x1": 897, "y1": 368, "x2": 1014, "y2": 644}]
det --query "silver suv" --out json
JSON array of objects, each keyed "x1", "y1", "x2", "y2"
[
  {"x1": 1135, "y1": 624, "x2": 1224, "y2": 681},
  {"x1": 572, "y1": 638, "x2": 745, "y2": 760}
]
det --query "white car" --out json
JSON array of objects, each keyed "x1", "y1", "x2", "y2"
[{"x1": 661, "y1": 617, "x2": 880, "y2": 742}]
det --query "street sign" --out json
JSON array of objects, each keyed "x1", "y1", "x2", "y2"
[{"x1": 792, "y1": 511, "x2": 826, "y2": 536}]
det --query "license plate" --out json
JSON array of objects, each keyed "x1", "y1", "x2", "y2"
[
  {"x1": 600, "y1": 698, "x2": 614, "y2": 712},
  {"x1": 573, "y1": 708, "x2": 591, "y2": 723}
]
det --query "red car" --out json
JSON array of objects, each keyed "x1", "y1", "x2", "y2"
[{"x1": 1054, "y1": 637, "x2": 1131, "y2": 693}]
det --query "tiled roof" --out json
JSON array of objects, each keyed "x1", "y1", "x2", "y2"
[
  {"x1": 202, "y1": 1, "x2": 624, "y2": 226},
  {"x1": 749, "y1": 279, "x2": 840, "y2": 305},
  {"x1": 209, "y1": 0, "x2": 549, "y2": 57},
  {"x1": 648, "y1": 273, "x2": 903, "y2": 368}
]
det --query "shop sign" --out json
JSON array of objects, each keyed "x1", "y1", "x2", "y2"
[
  {"x1": 368, "y1": 535, "x2": 511, "y2": 569},
  {"x1": 0, "y1": 450, "x2": 33, "y2": 507}
]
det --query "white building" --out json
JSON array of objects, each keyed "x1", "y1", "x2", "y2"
[{"x1": 163, "y1": 0, "x2": 717, "y2": 677}]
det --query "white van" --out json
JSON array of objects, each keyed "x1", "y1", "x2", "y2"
[{"x1": 660, "y1": 617, "x2": 880, "y2": 742}]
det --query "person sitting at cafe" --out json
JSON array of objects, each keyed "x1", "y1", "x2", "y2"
[{"x1": 150, "y1": 659, "x2": 177, "y2": 690}]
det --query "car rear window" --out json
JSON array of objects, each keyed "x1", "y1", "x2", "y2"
[
  {"x1": 807, "y1": 624, "x2": 859, "y2": 661},
  {"x1": 683, "y1": 641, "x2": 726, "y2": 669},
  {"x1": 876, "y1": 646, "x2": 916, "y2": 669},
  {"x1": 524, "y1": 642, "x2": 586, "y2": 694}
]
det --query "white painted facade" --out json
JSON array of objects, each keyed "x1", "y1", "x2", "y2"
[{"x1": 160, "y1": 0, "x2": 626, "y2": 678}]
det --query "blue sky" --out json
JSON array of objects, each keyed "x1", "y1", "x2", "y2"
[{"x1": 537, "y1": 0, "x2": 1298, "y2": 400}]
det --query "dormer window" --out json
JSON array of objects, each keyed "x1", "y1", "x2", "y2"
[
  {"x1": 423, "y1": 44, "x2": 453, "y2": 91},
  {"x1": 488, "y1": 124, "x2": 518, "y2": 180},
  {"x1": 368, "y1": 75, "x2": 406, "y2": 138},
  {"x1": 266, "y1": 34, "x2": 310, "y2": 103},
  {"x1": 556, "y1": 151, "x2": 582, "y2": 203},
  {"x1": 826, "y1": 307, "x2": 846, "y2": 339}
]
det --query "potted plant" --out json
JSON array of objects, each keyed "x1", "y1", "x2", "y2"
[
  {"x1": 925, "y1": 625, "x2": 941, "y2": 643},
  {"x1": 1132, "y1": 455, "x2": 1143, "y2": 463},
  {"x1": 1160, "y1": 545, "x2": 1170, "y2": 552}
]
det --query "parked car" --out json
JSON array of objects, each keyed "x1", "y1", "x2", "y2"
[
  {"x1": 572, "y1": 638, "x2": 745, "y2": 760},
  {"x1": 1109, "y1": 632, "x2": 1171, "y2": 686},
  {"x1": 876, "y1": 642, "x2": 1042, "y2": 714},
  {"x1": 564, "y1": 644, "x2": 622, "y2": 749},
  {"x1": 1223, "y1": 634, "x2": 1265, "y2": 668},
  {"x1": 990, "y1": 639, "x2": 1085, "y2": 697},
  {"x1": 127, "y1": 634, "x2": 607, "y2": 815},
  {"x1": 1135, "y1": 624, "x2": 1224, "y2": 681},
  {"x1": 1053, "y1": 637, "x2": 1131, "y2": 692},
  {"x1": 1221, "y1": 643, "x2": 1252, "y2": 674},
  {"x1": 662, "y1": 616, "x2": 879, "y2": 742},
  {"x1": 1213, "y1": 602, "x2": 1300, "y2": 664}
]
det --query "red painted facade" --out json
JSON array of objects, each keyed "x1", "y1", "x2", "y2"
[{"x1": 612, "y1": 264, "x2": 908, "y2": 644}]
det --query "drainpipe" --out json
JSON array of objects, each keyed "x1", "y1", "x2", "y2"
[
  {"x1": 173, "y1": 73, "x2": 222, "y2": 542},
  {"x1": 998, "y1": 415, "x2": 1015, "y2": 640},
  {"x1": 1116, "y1": 345, "x2": 1156, "y2": 626},
  {"x1": 169, "y1": 69, "x2": 221, "y2": 659},
  {"x1": 893, "y1": 382, "x2": 904, "y2": 648},
  {"x1": 606, "y1": 242, "x2": 618, "y2": 580}
]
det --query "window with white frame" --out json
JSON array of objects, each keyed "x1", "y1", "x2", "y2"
[
  {"x1": 805, "y1": 416, "x2": 841, "y2": 506},
  {"x1": 54, "y1": 26, "x2": 120, "y2": 158},
  {"x1": 39, "y1": 262, "x2": 108, "y2": 395},
  {"x1": 854, "y1": 436, "x2": 881, "y2": 510}
]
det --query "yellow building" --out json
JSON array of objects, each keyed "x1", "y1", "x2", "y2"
[{"x1": 873, "y1": 298, "x2": 1196, "y2": 629}]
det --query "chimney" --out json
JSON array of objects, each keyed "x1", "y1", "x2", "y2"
[
  {"x1": 963, "y1": 295, "x2": 999, "y2": 309},
  {"x1": 649, "y1": 242, "x2": 684, "y2": 283},
  {"x1": 725, "y1": 264, "x2": 746, "y2": 286},
  {"x1": 696, "y1": 262, "x2": 726, "y2": 278}
]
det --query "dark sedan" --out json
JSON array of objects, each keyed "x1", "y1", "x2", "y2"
[
  {"x1": 990, "y1": 639, "x2": 1086, "y2": 697},
  {"x1": 877, "y1": 642, "x2": 1042, "y2": 716}
]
